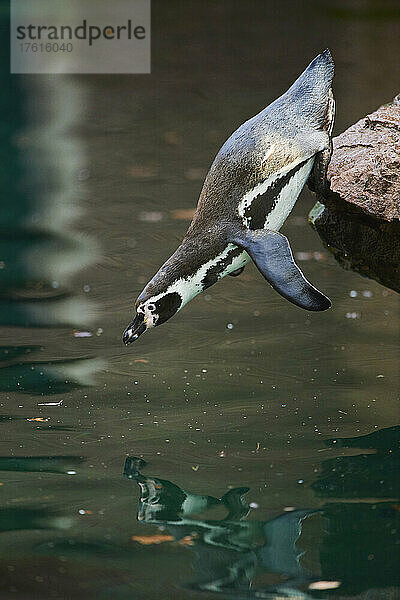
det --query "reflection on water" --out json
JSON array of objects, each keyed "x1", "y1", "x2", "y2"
[
  {"x1": 0, "y1": 230, "x2": 96, "y2": 300},
  {"x1": 0, "y1": 75, "x2": 99, "y2": 327},
  {"x1": 0, "y1": 507, "x2": 73, "y2": 533},
  {"x1": 124, "y1": 457, "x2": 318, "y2": 598},
  {"x1": 1, "y1": 52, "x2": 104, "y2": 408},
  {"x1": 313, "y1": 426, "x2": 400, "y2": 499},
  {"x1": 124, "y1": 429, "x2": 400, "y2": 599},
  {"x1": 0, "y1": 345, "x2": 103, "y2": 395},
  {"x1": 0, "y1": 1, "x2": 399, "y2": 598},
  {"x1": 0, "y1": 455, "x2": 84, "y2": 474}
]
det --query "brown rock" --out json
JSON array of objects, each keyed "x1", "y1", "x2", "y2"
[
  {"x1": 328, "y1": 96, "x2": 400, "y2": 221},
  {"x1": 309, "y1": 96, "x2": 400, "y2": 292}
]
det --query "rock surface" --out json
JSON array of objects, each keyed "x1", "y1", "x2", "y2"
[{"x1": 309, "y1": 96, "x2": 400, "y2": 292}]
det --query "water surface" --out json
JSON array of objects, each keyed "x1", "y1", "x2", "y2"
[{"x1": 1, "y1": 1, "x2": 399, "y2": 598}]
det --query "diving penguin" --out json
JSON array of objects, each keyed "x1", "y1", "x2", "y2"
[{"x1": 123, "y1": 50, "x2": 335, "y2": 345}]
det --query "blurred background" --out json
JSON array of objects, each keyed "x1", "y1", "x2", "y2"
[{"x1": 0, "y1": 1, "x2": 399, "y2": 598}]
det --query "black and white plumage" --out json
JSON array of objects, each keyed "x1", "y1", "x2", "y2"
[{"x1": 123, "y1": 50, "x2": 335, "y2": 344}]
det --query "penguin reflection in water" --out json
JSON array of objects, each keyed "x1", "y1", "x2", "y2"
[
  {"x1": 123, "y1": 50, "x2": 335, "y2": 344},
  {"x1": 124, "y1": 457, "x2": 318, "y2": 597}
]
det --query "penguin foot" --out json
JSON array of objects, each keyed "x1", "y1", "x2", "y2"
[{"x1": 308, "y1": 144, "x2": 332, "y2": 197}]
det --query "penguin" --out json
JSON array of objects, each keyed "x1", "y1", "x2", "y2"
[
  {"x1": 123, "y1": 456, "x2": 249, "y2": 523},
  {"x1": 123, "y1": 50, "x2": 335, "y2": 345}
]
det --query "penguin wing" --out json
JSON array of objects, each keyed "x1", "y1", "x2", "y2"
[{"x1": 231, "y1": 228, "x2": 331, "y2": 311}]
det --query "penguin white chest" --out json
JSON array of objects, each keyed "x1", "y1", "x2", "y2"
[
  {"x1": 238, "y1": 156, "x2": 315, "y2": 231},
  {"x1": 147, "y1": 157, "x2": 315, "y2": 312},
  {"x1": 175, "y1": 156, "x2": 316, "y2": 297}
]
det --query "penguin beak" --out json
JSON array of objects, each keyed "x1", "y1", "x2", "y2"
[{"x1": 123, "y1": 313, "x2": 147, "y2": 345}]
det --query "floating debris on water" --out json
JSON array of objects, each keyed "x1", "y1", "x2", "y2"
[
  {"x1": 295, "y1": 251, "x2": 326, "y2": 262},
  {"x1": 309, "y1": 581, "x2": 341, "y2": 590},
  {"x1": 37, "y1": 400, "x2": 63, "y2": 406},
  {"x1": 349, "y1": 290, "x2": 373, "y2": 298},
  {"x1": 177, "y1": 535, "x2": 196, "y2": 546},
  {"x1": 138, "y1": 211, "x2": 163, "y2": 222},
  {"x1": 131, "y1": 534, "x2": 174, "y2": 545},
  {"x1": 73, "y1": 330, "x2": 93, "y2": 338},
  {"x1": 170, "y1": 208, "x2": 196, "y2": 220}
]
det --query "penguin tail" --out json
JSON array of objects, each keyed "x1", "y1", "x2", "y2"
[
  {"x1": 311, "y1": 48, "x2": 335, "y2": 78},
  {"x1": 283, "y1": 49, "x2": 335, "y2": 131}
]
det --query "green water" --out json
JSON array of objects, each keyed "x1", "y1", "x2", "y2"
[{"x1": 1, "y1": 1, "x2": 399, "y2": 598}]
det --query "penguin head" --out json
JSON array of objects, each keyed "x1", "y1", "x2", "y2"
[{"x1": 123, "y1": 290, "x2": 182, "y2": 345}]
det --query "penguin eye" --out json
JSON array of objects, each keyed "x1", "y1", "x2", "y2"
[{"x1": 147, "y1": 303, "x2": 156, "y2": 312}]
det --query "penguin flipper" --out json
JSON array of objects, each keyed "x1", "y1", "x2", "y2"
[{"x1": 231, "y1": 229, "x2": 331, "y2": 311}]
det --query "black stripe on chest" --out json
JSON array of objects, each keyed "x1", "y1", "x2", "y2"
[
  {"x1": 244, "y1": 159, "x2": 309, "y2": 230},
  {"x1": 201, "y1": 247, "x2": 243, "y2": 289}
]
